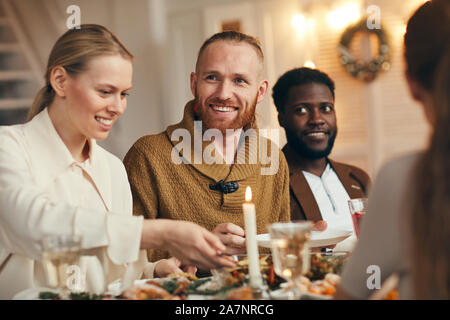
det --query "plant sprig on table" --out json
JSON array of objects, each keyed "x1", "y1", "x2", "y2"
[
  {"x1": 186, "y1": 278, "x2": 237, "y2": 296},
  {"x1": 38, "y1": 291, "x2": 106, "y2": 300},
  {"x1": 38, "y1": 291, "x2": 60, "y2": 300}
]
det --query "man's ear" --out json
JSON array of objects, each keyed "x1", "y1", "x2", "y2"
[
  {"x1": 190, "y1": 72, "x2": 197, "y2": 97},
  {"x1": 256, "y1": 79, "x2": 269, "y2": 104},
  {"x1": 49, "y1": 66, "x2": 69, "y2": 98}
]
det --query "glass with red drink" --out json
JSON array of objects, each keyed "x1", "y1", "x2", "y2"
[{"x1": 348, "y1": 198, "x2": 368, "y2": 238}]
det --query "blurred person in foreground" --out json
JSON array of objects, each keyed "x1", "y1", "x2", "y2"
[
  {"x1": 272, "y1": 67, "x2": 371, "y2": 252},
  {"x1": 335, "y1": 0, "x2": 450, "y2": 299},
  {"x1": 0, "y1": 24, "x2": 233, "y2": 299}
]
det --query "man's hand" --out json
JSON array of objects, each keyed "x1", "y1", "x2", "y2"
[
  {"x1": 311, "y1": 220, "x2": 336, "y2": 252},
  {"x1": 142, "y1": 219, "x2": 236, "y2": 271},
  {"x1": 313, "y1": 220, "x2": 328, "y2": 231},
  {"x1": 154, "y1": 257, "x2": 197, "y2": 278},
  {"x1": 212, "y1": 223, "x2": 247, "y2": 255}
]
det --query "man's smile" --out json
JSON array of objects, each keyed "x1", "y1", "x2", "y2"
[
  {"x1": 209, "y1": 103, "x2": 239, "y2": 113},
  {"x1": 303, "y1": 130, "x2": 329, "y2": 141},
  {"x1": 305, "y1": 131, "x2": 327, "y2": 137}
]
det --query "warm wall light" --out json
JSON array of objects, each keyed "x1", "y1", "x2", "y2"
[
  {"x1": 409, "y1": 0, "x2": 430, "y2": 14},
  {"x1": 291, "y1": 14, "x2": 306, "y2": 33},
  {"x1": 304, "y1": 60, "x2": 316, "y2": 69},
  {"x1": 400, "y1": 23, "x2": 407, "y2": 37},
  {"x1": 327, "y1": 3, "x2": 361, "y2": 30},
  {"x1": 307, "y1": 18, "x2": 315, "y2": 30}
]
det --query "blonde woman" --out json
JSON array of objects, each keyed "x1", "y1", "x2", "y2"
[
  {"x1": 0, "y1": 24, "x2": 233, "y2": 299},
  {"x1": 335, "y1": 0, "x2": 449, "y2": 299}
]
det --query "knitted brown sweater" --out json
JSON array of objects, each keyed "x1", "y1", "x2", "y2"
[{"x1": 124, "y1": 101, "x2": 290, "y2": 262}]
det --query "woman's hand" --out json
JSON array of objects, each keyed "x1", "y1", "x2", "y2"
[
  {"x1": 141, "y1": 219, "x2": 236, "y2": 271},
  {"x1": 154, "y1": 257, "x2": 197, "y2": 278}
]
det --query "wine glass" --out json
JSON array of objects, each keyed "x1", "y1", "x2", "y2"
[
  {"x1": 41, "y1": 235, "x2": 82, "y2": 298},
  {"x1": 269, "y1": 222, "x2": 312, "y2": 299},
  {"x1": 348, "y1": 198, "x2": 368, "y2": 238}
]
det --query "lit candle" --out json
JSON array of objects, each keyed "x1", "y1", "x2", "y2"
[{"x1": 243, "y1": 186, "x2": 263, "y2": 288}]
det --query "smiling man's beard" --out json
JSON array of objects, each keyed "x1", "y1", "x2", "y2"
[
  {"x1": 285, "y1": 127, "x2": 338, "y2": 160},
  {"x1": 193, "y1": 91, "x2": 258, "y2": 133}
]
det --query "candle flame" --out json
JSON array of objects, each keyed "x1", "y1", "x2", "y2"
[{"x1": 245, "y1": 186, "x2": 252, "y2": 202}]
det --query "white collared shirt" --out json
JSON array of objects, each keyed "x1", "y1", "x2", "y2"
[
  {"x1": 0, "y1": 109, "x2": 152, "y2": 299},
  {"x1": 302, "y1": 163, "x2": 357, "y2": 251}
]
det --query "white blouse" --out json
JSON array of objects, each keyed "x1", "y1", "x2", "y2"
[{"x1": 0, "y1": 108, "x2": 154, "y2": 299}]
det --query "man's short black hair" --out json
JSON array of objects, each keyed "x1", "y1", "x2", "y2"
[{"x1": 272, "y1": 67, "x2": 335, "y2": 113}]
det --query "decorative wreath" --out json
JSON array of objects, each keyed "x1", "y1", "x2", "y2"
[{"x1": 338, "y1": 18, "x2": 391, "y2": 82}]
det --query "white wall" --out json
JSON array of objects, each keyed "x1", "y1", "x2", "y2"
[
  {"x1": 14, "y1": 0, "x2": 167, "y2": 159},
  {"x1": 71, "y1": 0, "x2": 167, "y2": 159}
]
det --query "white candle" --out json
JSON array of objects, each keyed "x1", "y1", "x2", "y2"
[{"x1": 243, "y1": 186, "x2": 263, "y2": 288}]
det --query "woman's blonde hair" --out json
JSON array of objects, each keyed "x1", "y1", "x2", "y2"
[{"x1": 27, "y1": 24, "x2": 133, "y2": 121}]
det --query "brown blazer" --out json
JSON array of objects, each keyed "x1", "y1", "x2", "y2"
[{"x1": 282, "y1": 145, "x2": 371, "y2": 222}]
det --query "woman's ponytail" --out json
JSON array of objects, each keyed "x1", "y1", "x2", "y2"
[{"x1": 27, "y1": 84, "x2": 55, "y2": 121}]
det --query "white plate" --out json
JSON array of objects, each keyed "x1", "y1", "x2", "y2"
[
  {"x1": 257, "y1": 228, "x2": 352, "y2": 248},
  {"x1": 299, "y1": 292, "x2": 332, "y2": 300},
  {"x1": 269, "y1": 288, "x2": 331, "y2": 300}
]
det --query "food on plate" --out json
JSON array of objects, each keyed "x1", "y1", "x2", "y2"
[
  {"x1": 324, "y1": 273, "x2": 341, "y2": 286},
  {"x1": 293, "y1": 275, "x2": 311, "y2": 293},
  {"x1": 305, "y1": 253, "x2": 347, "y2": 281},
  {"x1": 119, "y1": 275, "x2": 200, "y2": 300},
  {"x1": 226, "y1": 254, "x2": 271, "y2": 272},
  {"x1": 140, "y1": 276, "x2": 236, "y2": 297},
  {"x1": 167, "y1": 272, "x2": 198, "y2": 281},
  {"x1": 296, "y1": 275, "x2": 311, "y2": 287},
  {"x1": 226, "y1": 286, "x2": 254, "y2": 300},
  {"x1": 146, "y1": 277, "x2": 193, "y2": 296},
  {"x1": 171, "y1": 278, "x2": 191, "y2": 295},
  {"x1": 287, "y1": 253, "x2": 346, "y2": 297},
  {"x1": 187, "y1": 278, "x2": 237, "y2": 296},
  {"x1": 213, "y1": 254, "x2": 285, "y2": 290},
  {"x1": 38, "y1": 253, "x2": 348, "y2": 300},
  {"x1": 384, "y1": 289, "x2": 399, "y2": 300},
  {"x1": 38, "y1": 291, "x2": 62, "y2": 300},
  {"x1": 121, "y1": 283, "x2": 175, "y2": 300},
  {"x1": 38, "y1": 291, "x2": 109, "y2": 300},
  {"x1": 310, "y1": 273, "x2": 340, "y2": 296},
  {"x1": 223, "y1": 270, "x2": 246, "y2": 287},
  {"x1": 308, "y1": 279, "x2": 337, "y2": 296},
  {"x1": 291, "y1": 273, "x2": 340, "y2": 297},
  {"x1": 69, "y1": 292, "x2": 108, "y2": 300}
]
